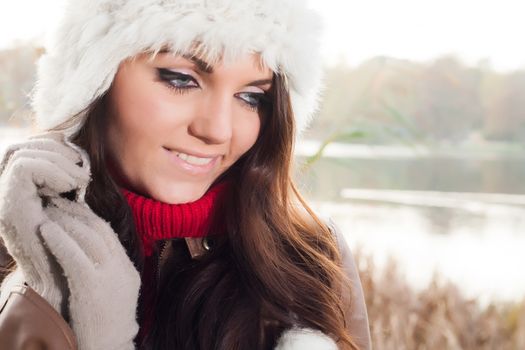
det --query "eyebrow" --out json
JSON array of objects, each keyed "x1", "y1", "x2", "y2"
[
  {"x1": 182, "y1": 54, "x2": 214, "y2": 74},
  {"x1": 158, "y1": 48, "x2": 213, "y2": 73},
  {"x1": 248, "y1": 79, "x2": 273, "y2": 88}
]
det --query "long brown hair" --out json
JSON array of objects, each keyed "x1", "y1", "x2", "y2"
[{"x1": 48, "y1": 71, "x2": 358, "y2": 349}]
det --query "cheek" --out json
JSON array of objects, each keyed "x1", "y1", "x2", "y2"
[
  {"x1": 106, "y1": 80, "x2": 175, "y2": 176},
  {"x1": 115, "y1": 85, "x2": 171, "y2": 136},
  {"x1": 109, "y1": 83, "x2": 192, "y2": 158},
  {"x1": 231, "y1": 115, "x2": 261, "y2": 158}
]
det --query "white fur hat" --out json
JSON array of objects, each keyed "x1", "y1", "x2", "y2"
[{"x1": 31, "y1": 0, "x2": 324, "y2": 138}]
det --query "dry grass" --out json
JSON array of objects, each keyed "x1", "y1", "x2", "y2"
[{"x1": 355, "y1": 251, "x2": 525, "y2": 349}]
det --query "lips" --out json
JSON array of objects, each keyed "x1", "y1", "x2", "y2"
[
  {"x1": 163, "y1": 146, "x2": 220, "y2": 175},
  {"x1": 173, "y1": 151, "x2": 214, "y2": 165}
]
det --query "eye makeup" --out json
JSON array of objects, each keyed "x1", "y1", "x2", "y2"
[
  {"x1": 155, "y1": 67, "x2": 272, "y2": 112},
  {"x1": 156, "y1": 68, "x2": 199, "y2": 95},
  {"x1": 236, "y1": 91, "x2": 271, "y2": 112}
]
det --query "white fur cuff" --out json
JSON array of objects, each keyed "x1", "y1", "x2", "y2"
[{"x1": 275, "y1": 327, "x2": 338, "y2": 350}]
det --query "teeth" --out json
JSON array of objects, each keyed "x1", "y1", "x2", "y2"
[{"x1": 176, "y1": 152, "x2": 213, "y2": 166}]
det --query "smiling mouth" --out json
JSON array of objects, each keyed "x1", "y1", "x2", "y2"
[{"x1": 163, "y1": 147, "x2": 218, "y2": 166}]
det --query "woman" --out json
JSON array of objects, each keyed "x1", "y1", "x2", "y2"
[{"x1": 0, "y1": 0, "x2": 371, "y2": 349}]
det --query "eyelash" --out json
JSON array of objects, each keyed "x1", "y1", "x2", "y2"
[{"x1": 156, "y1": 68, "x2": 270, "y2": 112}]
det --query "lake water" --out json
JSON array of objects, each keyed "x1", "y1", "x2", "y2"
[
  {"x1": 298, "y1": 141, "x2": 525, "y2": 304},
  {"x1": 2, "y1": 129, "x2": 524, "y2": 304}
]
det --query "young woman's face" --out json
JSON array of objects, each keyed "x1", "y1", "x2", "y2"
[{"x1": 106, "y1": 51, "x2": 273, "y2": 203}]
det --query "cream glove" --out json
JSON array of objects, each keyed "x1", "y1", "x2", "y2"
[
  {"x1": 41, "y1": 196, "x2": 140, "y2": 350},
  {"x1": 0, "y1": 132, "x2": 90, "y2": 313}
]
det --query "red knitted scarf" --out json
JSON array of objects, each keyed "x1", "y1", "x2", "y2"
[
  {"x1": 120, "y1": 181, "x2": 228, "y2": 256},
  {"x1": 119, "y1": 181, "x2": 228, "y2": 344}
]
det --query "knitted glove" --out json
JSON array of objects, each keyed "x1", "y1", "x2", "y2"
[
  {"x1": 275, "y1": 327, "x2": 338, "y2": 350},
  {"x1": 40, "y1": 196, "x2": 140, "y2": 350},
  {"x1": 0, "y1": 132, "x2": 90, "y2": 313}
]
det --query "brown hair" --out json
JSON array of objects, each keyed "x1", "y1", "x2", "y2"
[{"x1": 34, "y1": 72, "x2": 358, "y2": 349}]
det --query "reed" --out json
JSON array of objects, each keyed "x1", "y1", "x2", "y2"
[{"x1": 355, "y1": 250, "x2": 525, "y2": 349}]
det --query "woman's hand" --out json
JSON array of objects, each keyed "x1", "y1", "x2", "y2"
[
  {"x1": 0, "y1": 132, "x2": 90, "y2": 313},
  {"x1": 41, "y1": 196, "x2": 140, "y2": 350}
]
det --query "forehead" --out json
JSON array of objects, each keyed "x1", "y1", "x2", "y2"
[{"x1": 141, "y1": 44, "x2": 273, "y2": 75}]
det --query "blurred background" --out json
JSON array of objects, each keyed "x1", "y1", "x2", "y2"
[{"x1": 1, "y1": 0, "x2": 524, "y2": 348}]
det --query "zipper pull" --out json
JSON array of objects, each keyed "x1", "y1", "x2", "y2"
[{"x1": 185, "y1": 237, "x2": 215, "y2": 259}]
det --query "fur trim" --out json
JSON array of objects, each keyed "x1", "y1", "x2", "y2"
[
  {"x1": 31, "y1": 0, "x2": 324, "y2": 138},
  {"x1": 275, "y1": 327, "x2": 338, "y2": 350}
]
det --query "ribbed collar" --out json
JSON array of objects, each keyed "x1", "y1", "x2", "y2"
[{"x1": 120, "y1": 182, "x2": 228, "y2": 256}]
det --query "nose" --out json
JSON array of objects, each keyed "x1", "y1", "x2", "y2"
[{"x1": 188, "y1": 92, "x2": 233, "y2": 144}]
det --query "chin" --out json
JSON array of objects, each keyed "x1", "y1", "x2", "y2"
[{"x1": 152, "y1": 184, "x2": 208, "y2": 205}]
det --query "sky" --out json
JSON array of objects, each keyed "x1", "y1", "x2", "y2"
[{"x1": 0, "y1": 0, "x2": 524, "y2": 71}]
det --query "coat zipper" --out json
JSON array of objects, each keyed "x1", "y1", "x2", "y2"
[
  {"x1": 155, "y1": 238, "x2": 206, "y2": 290},
  {"x1": 156, "y1": 240, "x2": 169, "y2": 291}
]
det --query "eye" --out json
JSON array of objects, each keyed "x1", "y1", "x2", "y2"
[
  {"x1": 156, "y1": 68, "x2": 199, "y2": 93},
  {"x1": 236, "y1": 92, "x2": 271, "y2": 112}
]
